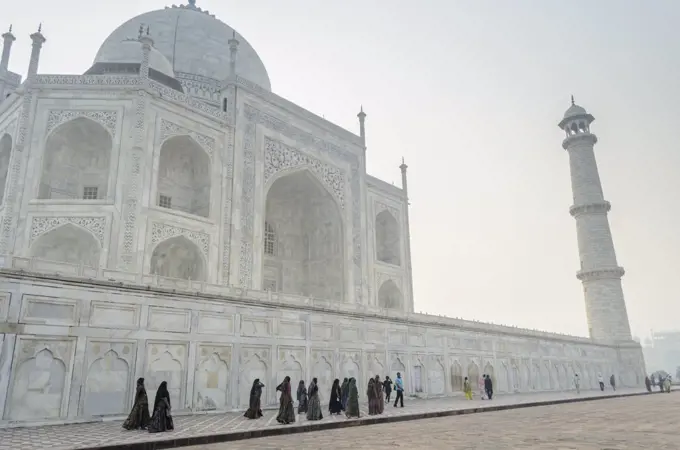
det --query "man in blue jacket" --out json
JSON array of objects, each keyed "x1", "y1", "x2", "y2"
[{"x1": 393, "y1": 372, "x2": 404, "y2": 407}]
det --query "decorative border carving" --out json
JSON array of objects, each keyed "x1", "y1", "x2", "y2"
[
  {"x1": 159, "y1": 118, "x2": 215, "y2": 158},
  {"x1": 375, "y1": 201, "x2": 400, "y2": 221},
  {"x1": 30, "y1": 216, "x2": 106, "y2": 246},
  {"x1": 45, "y1": 110, "x2": 118, "y2": 137},
  {"x1": 149, "y1": 80, "x2": 228, "y2": 123},
  {"x1": 264, "y1": 137, "x2": 345, "y2": 208},
  {"x1": 221, "y1": 87, "x2": 236, "y2": 284},
  {"x1": 238, "y1": 122, "x2": 256, "y2": 287},
  {"x1": 33, "y1": 74, "x2": 141, "y2": 87},
  {"x1": 239, "y1": 241, "x2": 253, "y2": 287},
  {"x1": 150, "y1": 222, "x2": 209, "y2": 257},
  {"x1": 0, "y1": 91, "x2": 37, "y2": 253},
  {"x1": 119, "y1": 90, "x2": 146, "y2": 269}
]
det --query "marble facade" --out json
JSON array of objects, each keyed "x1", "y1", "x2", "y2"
[
  {"x1": 0, "y1": 269, "x2": 646, "y2": 423},
  {"x1": 0, "y1": 2, "x2": 645, "y2": 424}
]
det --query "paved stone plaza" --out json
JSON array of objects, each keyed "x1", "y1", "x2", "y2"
[
  {"x1": 188, "y1": 392, "x2": 679, "y2": 450},
  {"x1": 0, "y1": 389, "x2": 659, "y2": 450}
]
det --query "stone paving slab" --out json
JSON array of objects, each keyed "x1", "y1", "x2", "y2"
[
  {"x1": 0, "y1": 388, "x2": 662, "y2": 450},
  {"x1": 186, "y1": 392, "x2": 680, "y2": 450}
]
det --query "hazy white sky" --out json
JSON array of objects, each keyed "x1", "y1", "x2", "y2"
[{"x1": 4, "y1": 0, "x2": 679, "y2": 339}]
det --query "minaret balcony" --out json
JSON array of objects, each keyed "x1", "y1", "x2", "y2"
[
  {"x1": 576, "y1": 266, "x2": 625, "y2": 281},
  {"x1": 562, "y1": 132, "x2": 598, "y2": 149},
  {"x1": 569, "y1": 201, "x2": 611, "y2": 217}
]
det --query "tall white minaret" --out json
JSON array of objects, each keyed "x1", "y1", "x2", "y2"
[{"x1": 558, "y1": 97, "x2": 632, "y2": 342}]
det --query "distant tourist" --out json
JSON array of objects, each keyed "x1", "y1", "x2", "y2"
[
  {"x1": 148, "y1": 381, "x2": 174, "y2": 433},
  {"x1": 393, "y1": 372, "x2": 404, "y2": 407},
  {"x1": 345, "y1": 378, "x2": 360, "y2": 418},
  {"x1": 340, "y1": 377, "x2": 349, "y2": 410},
  {"x1": 275, "y1": 376, "x2": 296, "y2": 424},
  {"x1": 374, "y1": 375, "x2": 385, "y2": 414},
  {"x1": 659, "y1": 376, "x2": 665, "y2": 392},
  {"x1": 122, "y1": 377, "x2": 150, "y2": 430},
  {"x1": 597, "y1": 373, "x2": 605, "y2": 391},
  {"x1": 645, "y1": 375, "x2": 652, "y2": 392},
  {"x1": 479, "y1": 375, "x2": 486, "y2": 400},
  {"x1": 464, "y1": 377, "x2": 473, "y2": 400},
  {"x1": 329, "y1": 379, "x2": 343, "y2": 415},
  {"x1": 573, "y1": 374, "x2": 580, "y2": 394},
  {"x1": 296, "y1": 380, "x2": 308, "y2": 414},
  {"x1": 383, "y1": 376, "x2": 393, "y2": 403},
  {"x1": 244, "y1": 379, "x2": 265, "y2": 419},
  {"x1": 367, "y1": 378, "x2": 378, "y2": 415},
  {"x1": 663, "y1": 376, "x2": 672, "y2": 393},
  {"x1": 609, "y1": 374, "x2": 616, "y2": 391},
  {"x1": 651, "y1": 374, "x2": 656, "y2": 386},
  {"x1": 484, "y1": 374, "x2": 494, "y2": 400},
  {"x1": 306, "y1": 378, "x2": 323, "y2": 420}
]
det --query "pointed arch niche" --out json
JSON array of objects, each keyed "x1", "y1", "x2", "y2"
[
  {"x1": 0, "y1": 133, "x2": 12, "y2": 204},
  {"x1": 156, "y1": 135, "x2": 211, "y2": 218},
  {"x1": 39, "y1": 118, "x2": 112, "y2": 200},
  {"x1": 30, "y1": 223, "x2": 101, "y2": 268},
  {"x1": 150, "y1": 235, "x2": 205, "y2": 281},
  {"x1": 378, "y1": 279, "x2": 403, "y2": 310},
  {"x1": 375, "y1": 208, "x2": 401, "y2": 266},
  {"x1": 263, "y1": 169, "x2": 344, "y2": 302}
]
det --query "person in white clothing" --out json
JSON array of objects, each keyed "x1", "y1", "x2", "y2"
[{"x1": 597, "y1": 373, "x2": 605, "y2": 391}]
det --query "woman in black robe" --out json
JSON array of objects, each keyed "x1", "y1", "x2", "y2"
[
  {"x1": 276, "y1": 376, "x2": 296, "y2": 424},
  {"x1": 329, "y1": 379, "x2": 343, "y2": 414},
  {"x1": 148, "y1": 381, "x2": 174, "y2": 433},
  {"x1": 122, "y1": 377, "x2": 151, "y2": 430},
  {"x1": 297, "y1": 380, "x2": 308, "y2": 414},
  {"x1": 244, "y1": 379, "x2": 264, "y2": 419},
  {"x1": 306, "y1": 378, "x2": 323, "y2": 420},
  {"x1": 345, "y1": 378, "x2": 360, "y2": 418},
  {"x1": 340, "y1": 378, "x2": 349, "y2": 410}
]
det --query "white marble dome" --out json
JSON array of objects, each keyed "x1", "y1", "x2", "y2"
[
  {"x1": 93, "y1": 38, "x2": 175, "y2": 78},
  {"x1": 94, "y1": 2, "x2": 271, "y2": 90}
]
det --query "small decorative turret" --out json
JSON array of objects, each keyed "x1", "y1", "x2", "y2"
[
  {"x1": 357, "y1": 105, "x2": 366, "y2": 144},
  {"x1": 1, "y1": 25, "x2": 16, "y2": 71},
  {"x1": 27, "y1": 24, "x2": 46, "y2": 77},
  {"x1": 138, "y1": 24, "x2": 154, "y2": 78},
  {"x1": 228, "y1": 30, "x2": 239, "y2": 78}
]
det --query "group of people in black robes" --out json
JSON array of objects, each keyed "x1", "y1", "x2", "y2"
[
  {"x1": 243, "y1": 374, "x2": 393, "y2": 423},
  {"x1": 122, "y1": 378, "x2": 174, "y2": 433}
]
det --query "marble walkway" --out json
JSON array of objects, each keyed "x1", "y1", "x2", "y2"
[
  {"x1": 185, "y1": 391, "x2": 680, "y2": 450},
  {"x1": 0, "y1": 388, "x2": 652, "y2": 450}
]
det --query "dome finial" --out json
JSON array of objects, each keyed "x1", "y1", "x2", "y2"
[{"x1": 571, "y1": 94, "x2": 575, "y2": 106}]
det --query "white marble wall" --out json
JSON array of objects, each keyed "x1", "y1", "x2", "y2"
[{"x1": 0, "y1": 274, "x2": 645, "y2": 424}]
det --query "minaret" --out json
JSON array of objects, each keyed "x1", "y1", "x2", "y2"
[
  {"x1": 400, "y1": 157, "x2": 415, "y2": 313},
  {"x1": 558, "y1": 97, "x2": 632, "y2": 342},
  {"x1": 1, "y1": 25, "x2": 16, "y2": 70},
  {"x1": 27, "y1": 24, "x2": 46, "y2": 78},
  {"x1": 228, "y1": 31, "x2": 239, "y2": 78},
  {"x1": 357, "y1": 106, "x2": 366, "y2": 144},
  {"x1": 138, "y1": 25, "x2": 153, "y2": 78},
  {"x1": 0, "y1": 25, "x2": 16, "y2": 100}
]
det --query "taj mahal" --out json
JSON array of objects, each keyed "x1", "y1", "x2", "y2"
[{"x1": 0, "y1": 1, "x2": 645, "y2": 425}]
